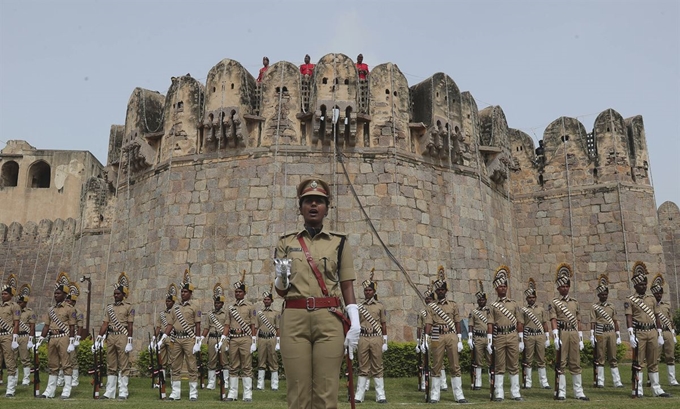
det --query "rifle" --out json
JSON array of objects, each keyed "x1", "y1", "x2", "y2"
[
  {"x1": 423, "y1": 340, "x2": 430, "y2": 402},
  {"x1": 470, "y1": 337, "x2": 477, "y2": 390},
  {"x1": 217, "y1": 346, "x2": 226, "y2": 401},
  {"x1": 631, "y1": 330, "x2": 640, "y2": 399},
  {"x1": 89, "y1": 330, "x2": 100, "y2": 399},
  {"x1": 196, "y1": 346, "x2": 205, "y2": 389},
  {"x1": 554, "y1": 329, "x2": 561, "y2": 400},
  {"x1": 522, "y1": 340, "x2": 528, "y2": 389},
  {"x1": 417, "y1": 343, "x2": 423, "y2": 391},
  {"x1": 346, "y1": 348, "x2": 356, "y2": 409},
  {"x1": 32, "y1": 338, "x2": 41, "y2": 397},
  {"x1": 148, "y1": 333, "x2": 156, "y2": 388},
  {"x1": 592, "y1": 335, "x2": 598, "y2": 387},
  {"x1": 489, "y1": 342, "x2": 495, "y2": 401}
]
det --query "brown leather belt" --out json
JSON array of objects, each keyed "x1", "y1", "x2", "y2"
[{"x1": 285, "y1": 297, "x2": 340, "y2": 311}]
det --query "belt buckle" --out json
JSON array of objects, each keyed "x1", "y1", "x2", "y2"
[{"x1": 306, "y1": 297, "x2": 317, "y2": 311}]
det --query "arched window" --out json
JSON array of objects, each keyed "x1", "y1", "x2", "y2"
[
  {"x1": 1, "y1": 161, "x2": 19, "y2": 187},
  {"x1": 28, "y1": 160, "x2": 51, "y2": 188}
]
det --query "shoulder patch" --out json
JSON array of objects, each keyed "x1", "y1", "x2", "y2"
[
  {"x1": 624, "y1": 302, "x2": 630, "y2": 309},
  {"x1": 130, "y1": 308, "x2": 135, "y2": 316},
  {"x1": 547, "y1": 304, "x2": 552, "y2": 311},
  {"x1": 197, "y1": 310, "x2": 202, "y2": 317}
]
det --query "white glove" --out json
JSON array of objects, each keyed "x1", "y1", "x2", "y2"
[
  {"x1": 27, "y1": 336, "x2": 34, "y2": 349},
  {"x1": 192, "y1": 337, "x2": 202, "y2": 354},
  {"x1": 11, "y1": 334, "x2": 19, "y2": 350},
  {"x1": 149, "y1": 335, "x2": 156, "y2": 352},
  {"x1": 250, "y1": 336, "x2": 257, "y2": 353},
  {"x1": 423, "y1": 334, "x2": 431, "y2": 351},
  {"x1": 467, "y1": 337, "x2": 473, "y2": 349},
  {"x1": 552, "y1": 329, "x2": 561, "y2": 350},
  {"x1": 518, "y1": 332, "x2": 524, "y2": 352},
  {"x1": 544, "y1": 332, "x2": 550, "y2": 348},
  {"x1": 486, "y1": 334, "x2": 493, "y2": 355},
  {"x1": 628, "y1": 328, "x2": 637, "y2": 348},
  {"x1": 615, "y1": 331, "x2": 622, "y2": 345},
  {"x1": 578, "y1": 331, "x2": 584, "y2": 351},
  {"x1": 67, "y1": 337, "x2": 75, "y2": 353},
  {"x1": 673, "y1": 329, "x2": 677, "y2": 344},
  {"x1": 125, "y1": 337, "x2": 133, "y2": 353},
  {"x1": 657, "y1": 329, "x2": 665, "y2": 346},
  {"x1": 344, "y1": 304, "x2": 361, "y2": 359},
  {"x1": 275, "y1": 336, "x2": 280, "y2": 351},
  {"x1": 74, "y1": 335, "x2": 81, "y2": 346},
  {"x1": 274, "y1": 258, "x2": 292, "y2": 291},
  {"x1": 589, "y1": 329, "x2": 595, "y2": 345},
  {"x1": 216, "y1": 335, "x2": 227, "y2": 352},
  {"x1": 94, "y1": 334, "x2": 105, "y2": 351},
  {"x1": 415, "y1": 338, "x2": 421, "y2": 353},
  {"x1": 382, "y1": 335, "x2": 388, "y2": 352},
  {"x1": 36, "y1": 335, "x2": 45, "y2": 348},
  {"x1": 156, "y1": 334, "x2": 168, "y2": 350},
  {"x1": 457, "y1": 333, "x2": 463, "y2": 352}
]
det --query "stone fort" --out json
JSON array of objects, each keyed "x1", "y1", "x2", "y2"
[{"x1": 1, "y1": 53, "x2": 679, "y2": 344}]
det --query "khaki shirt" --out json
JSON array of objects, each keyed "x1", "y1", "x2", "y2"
[
  {"x1": 488, "y1": 298, "x2": 523, "y2": 327},
  {"x1": 0, "y1": 300, "x2": 20, "y2": 333},
  {"x1": 417, "y1": 309, "x2": 428, "y2": 329},
  {"x1": 657, "y1": 301, "x2": 674, "y2": 330},
  {"x1": 468, "y1": 306, "x2": 490, "y2": 331},
  {"x1": 275, "y1": 227, "x2": 356, "y2": 299},
  {"x1": 256, "y1": 307, "x2": 280, "y2": 335},
  {"x1": 103, "y1": 301, "x2": 135, "y2": 331},
  {"x1": 359, "y1": 297, "x2": 386, "y2": 334},
  {"x1": 521, "y1": 304, "x2": 547, "y2": 331},
  {"x1": 226, "y1": 300, "x2": 255, "y2": 334},
  {"x1": 168, "y1": 301, "x2": 201, "y2": 334},
  {"x1": 74, "y1": 306, "x2": 85, "y2": 331},
  {"x1": 624, "y1": 293, "x2": 657, "y2": 324},
  {"x1": 590, "y1": 302, "x2": 617, "y2": 326},
  {"x1": 550, "y1": 296, "x2": 580, "y2": 328},
  {"x1": 425, "y1": 299, "x2": 460, "y2": 328},
  {"x1": 46, "y1": 302, "x2": 76, "y2": 332},
  {"x1": 20, "y1": 307, "x2": 37, "y2": 333},
  {"x1": 207, "y1": 308, "x2": 227, "y2": 334}
]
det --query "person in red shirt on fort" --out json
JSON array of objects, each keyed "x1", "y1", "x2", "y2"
[
  {"x1": 300, "y1": 54, "x2": 315, "y2": 77},
  {"x1": 257, "y1": 56, "x2": 269, "y2": 82},
  {"x1": 356, "y1": 54, "x2": 369, "y2": 80}
]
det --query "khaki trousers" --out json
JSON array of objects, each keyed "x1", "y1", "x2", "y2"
[
  {"x1": 595, "y1": 331, "x2": 617, "y2": 367},
  {"x1": 159, "y1": 343, "x2": 171, "y2": 367},
  {"x1": 47, "y1": 336, "x2": 71, "y2": 376},
  {"x1": 228, "y1": 335, "x2": 252, "y2": 377},
  {"x1": 524, "y1": 334, "x2": 546, "y2": 368},
  {"x1": 472, "y1": 336, "x2": 489, "y2": 367},
  {"x1": 257, "y1": 336, "x2": 278, "y2": 371},
  {"x1": 106, "y1": 333, "x2": 129, "y2": 376},
  {"x1": 16, "y1": 334, "x2": 31, "y2": 367},
  {"x1": 357, "y1": 335, "x2": 383, "y2": 377},
  {"x1": 207, "y1": 336, "x2": 228, "y2": 370},
  {"x1": 662, "y1": 330, "x2": 675, "y2": 365},
  {"x1": 170, "y1": 337, "x2": 197, "y2": 381},
  {"x1": 494, "y1": 332, "x2": 519, "y2": 375},
  {"x1": 0, "y1": 334, "x2": 18, "y2": 375},
  {"x1": 637, "y1": 329, "x2": 659, "y2": 372},
  {"x1": 559, "y1": 330, "x2": 581, "y2": 375},
  {"x1": 281, "y1": 308, "x2": 344, "y2": 409},
  {"x1": 431, "y1": 332, "x2": 461, "y2": 377}
]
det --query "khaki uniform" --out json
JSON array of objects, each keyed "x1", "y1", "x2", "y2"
[
  {"x1": 590, "y1": 302, "x2": 618, "y2": 367},
  {"x1": 521, "y1": 304, "x2": 547, "y2": 368},
  {"x1": 357, "y1": 298, "x2": 386, "y2": 378},
  {"x1": 45, "y1": 302, "x2": 77, "y2": 375},
  {"x1": 256, "y1": 307, "x2": 279, "y2": 371},
  {"x1": 625, "y1": 294, "x2": 660, "y2": 372},
  {"x1": 167, "y1": 301, "x2": 201, "y2": 381},
  {"x1": 206, "y1": 308, "x2": 228, "y2": 371},
  {"x1": 468, "y1": 307, "x2": 490, "y2": 367},
  {"x1": 657, "y1": 301, "x2": 676, "y2": 365},
  {"x1": 0, "y1": 300, "x2": 21, "y2": 376},
  {"x1": 276, "y1": 228, "x2": 355, "y2": 409},
  {"x1": 550, "y1": 296, "x2": 581, "y2": 375},
  {"x1": 104, "y1": 302, "x2": 134, "y2": 376},
  {"x1": 488, "y1": 298, "x2": 523, "y2": 376},
  {"x1": 68, "y1": 307, "x2": 84, "y2": 371},
  {"x1": 17, "y1": 307, "x2": 36, "y2": 368},
  {"x1": 425, "y1": 299, "x2": 461, "y2": 377},
  {"x1": 158, "y1": 310, "x2": 173, "y2": 367},
  {"x1": 226, "y1": 300, "x2": 255, "y2": 377}
]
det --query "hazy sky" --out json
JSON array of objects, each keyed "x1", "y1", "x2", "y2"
[{"x1": 1, "y1": 0, "x2": 678, "y2": 207}]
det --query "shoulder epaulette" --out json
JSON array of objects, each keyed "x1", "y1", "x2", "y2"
[
  {"x1": 328, "y1": 231, "x2": 347, "y2": 238},
  {"x1": 280, "y1": 231, "x2": 298, "y2": 239}
]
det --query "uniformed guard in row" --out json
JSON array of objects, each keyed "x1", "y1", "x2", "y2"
[
  {"x1": 626, "y1": 261, "x2": 671, "y2": 397},
  {"x1": 415, "y1": 287, "x2": 433, "y2": 391},
  {"x1": 94, "y1": 272, "x2": 135, "y2": 399},
  {"x1": 590, "y1": 274, "x2": 623, "y2": 388},
  {"x1": 158, "y1": 269, "x2": 201, "y2": 401},
  {"x1": 153, "y1": 283, "x2": 177, "y2": 385},
  {"x1": 486, "y1": 265, "x2": 524, "y2": 401},
  {"x1": 218, "y1": 270, "x2": 256, "y2": 402},
  {"x1": 255, "y1": 284, "x2": 280, "y2": 391},
  {"x1": 16, "y1": 283, "x2": 36, "y2": 387},
  {"x1": 355, "y1": 269, "x2": 388, "y2": 403},
  {"x1": 38, "y1": 272, "x2": 76, "y2": 399},
  {"x1": 550, "y1": 263, "x2": 589, "y2": 400},
  {"x1": 1, "y1": 274, "x2": 20, "y2": 397},
  {"x1": 58, "y1": 282, "x2": 84, "y2": 388},
  {"x1": 203, "y1": 283, "x2": 228, "y2": 391},
  {"x1": 467, "y1": 280, "x2": 490, "y2": 390},
  {"x1": 651, "y1": 273, "x2": 679, "y2": 386},
  {"x1": 520, "y1": 278, "x2": 550, "y2": 389},
  {"x1": 425, "y1": 266, "x2": 467, "y2": 403}
]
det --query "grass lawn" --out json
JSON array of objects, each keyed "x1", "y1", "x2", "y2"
[{"x1": 3, "y1": 363, "x2": 679, "y2": 408}]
